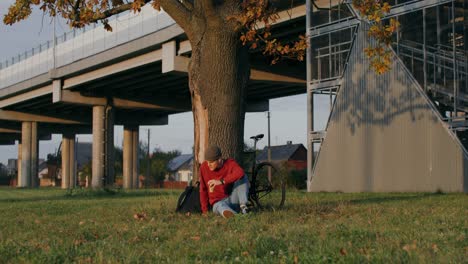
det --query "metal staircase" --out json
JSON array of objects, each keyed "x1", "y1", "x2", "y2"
[{"x1": 395, "y1": 40, "x2": 468, "y2": 129}]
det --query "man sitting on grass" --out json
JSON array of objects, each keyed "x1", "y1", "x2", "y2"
[{"x1": 199, "y1": 145, "x2": 249, "y2": 218}]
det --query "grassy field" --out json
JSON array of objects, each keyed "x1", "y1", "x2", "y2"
[{"x1": 0, "y1": 188, "x2": 466, "y2": 263}]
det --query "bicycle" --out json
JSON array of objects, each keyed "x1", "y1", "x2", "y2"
[{"x1": 245, "y1": 134, "x2": 286, "y2": 210}]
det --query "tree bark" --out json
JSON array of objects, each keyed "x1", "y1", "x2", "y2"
[{"x1": 189, "y1": 24, "x2": 250, "y2": 183}]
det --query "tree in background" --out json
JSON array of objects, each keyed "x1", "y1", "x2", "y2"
[
  {"x1": 79, "y1": 162, "x2": 92, "y2": 187},
  {"x1": 46, "y1": 151, "x2": 61, "y2": 186},
  {"x1": 114, "y1": 146, "x2": 123, "y2": 180},
  {"x1": 138, "y1": 142, "x2": 181, "y2": 187},
  {"x1": 0, "y1": 163, "x2": 10, "y2": 185}
]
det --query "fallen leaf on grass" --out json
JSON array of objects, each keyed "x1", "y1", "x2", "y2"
[
  {"x1": 43, "y1": 245, "x2": 51, "y2": 252},
  {"x1": 241, "y1": 251, "x2": 249, "y2": 256},
  {"x1": 431, "y1": 244, "x2": 438, "y2": 253},
  {"x1": 340, "y1": 248, "x2": 347, "y2": 256},
  {"x1": 79, "y1": 221, "x2": 86, "y2": 226},
  {"x1": 403, "y1": 240, "x2": 418, "y2": 252},
  {"x1": 74, "y1": 239, "x2": 87, "y2": 246},
  {"x1": 133, "y1": 212, "x2": 147, "y2": 220},
  {"x1": 191, "y1": 236, "x2": 201, "y2": 241},
  {"x1": 75, "y1": 257, "x2": 93, "y2": 263},
  {"x1": 296, "y1": 217, "x2": 306, "y2": 224},
  {"x1": 402, "y1": 244, "x2": 411, "y2": 252},
  {"x1": 34, "y1": 219, "x2": 41, "y2": 224},
  {"x1": 358, "y1": 248, "x2": 371, "y2": 259},
  {"x1": 33, "y1": 241, "x2": 50, "y2": 252},
  {"x1": 130, "y1": 236, "x2": 140, "y2": 243}
]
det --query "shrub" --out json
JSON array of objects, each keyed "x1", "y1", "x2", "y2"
[{"x1": 286, "y1": 169, "x2": 307, "y2": 190}]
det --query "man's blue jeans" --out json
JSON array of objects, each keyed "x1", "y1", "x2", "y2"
[{"x1": 212, "y1": 175, "x2": 249, "y2": 215}]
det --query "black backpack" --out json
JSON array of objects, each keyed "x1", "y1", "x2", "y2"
[{"x1": 175, "y1": 182, "x2": 202, "y2": 214}]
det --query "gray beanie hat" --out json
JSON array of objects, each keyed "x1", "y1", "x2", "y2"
[{"x1": 205, "y1": 145, "x2": 221, "y2": 161}]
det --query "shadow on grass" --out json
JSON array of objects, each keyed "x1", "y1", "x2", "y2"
[
  {"x1": 277, "y1": 192, "x2": 448, "y2": 215},
  {"x1": 347, "y1": 192, "x2": 446, "y2": 205},
  {"x1": 0, "y1": 188, "x2": 178, "y2": 203}
]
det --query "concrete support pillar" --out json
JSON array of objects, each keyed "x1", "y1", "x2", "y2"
[
  {"x1": 92, "y1": 106, "x2": 105, "y2": 188},
  {"x1": 91, "y1": 105, "x2": 114, "y2": 188},
  {"x1": 31, "y1": 122, "x2": 38, "y2": 188},
  {"x1": 123, "y1": 127, "x2": 132, "y2": 189},
  {"x1": 104, "y1": 105, "x2": 115, "y2": 186},
  {"x1": 19, "y1": 122, "x2": 38, "y2": 188},
  {"x1": 17, "y1": 140, "x2": 22, "y2": 187},
  {"x1": 123, "y1": 125, "x2": 139, "y2": 189},
  {"x1": 69, "y1": 136, "x2": 75, "y2": 188},
  {"x1": 61, "y1": 133, "x2": 76, "y2": 189},
  {"x1": 132, "y1": 128, "x2": 139, "y2": 188}
]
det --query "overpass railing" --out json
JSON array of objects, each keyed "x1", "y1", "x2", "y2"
[{"x1": 0, "y1": 5, "x2": 176, "y2": 90}]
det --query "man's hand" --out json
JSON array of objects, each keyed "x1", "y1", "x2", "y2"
[{"x1": 207, "y1": 179, "x2": 222, "y2": 190}]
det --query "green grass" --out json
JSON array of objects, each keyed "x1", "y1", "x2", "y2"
[{"x1": 0, "y1": 188, "x2": 466, "y2": 263}]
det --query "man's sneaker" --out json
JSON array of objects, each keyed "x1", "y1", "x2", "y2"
[
  {"x1": 240, "y1": 205, "x2": 249, "y2": 215},
  {"x1": 222, "y1": 210, "x2": 235, "y2": 219}
]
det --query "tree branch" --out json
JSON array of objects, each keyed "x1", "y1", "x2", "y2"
[
  {"x1": 201, "y1": 0, "x2": 216, "y2": 18},
  {"x1": 180, "y1": 0, "x2": 194, "y2": 11},
  {"x1": 99, "y1": 0, "x2": 152, "y2": 19},
  {"x1": 159, "y1": 0, "x2": 192, "y2": 30},
  {"x1": 70, "y1": 0, "x2": 152, "y2": 26},
  {"x1": 72, "y1": 0, "x2": 82, "y2": 22}
]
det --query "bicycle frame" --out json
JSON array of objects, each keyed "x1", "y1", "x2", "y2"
[
  {"x1": 247, "y1": 134, "x2": 263, "y2": 204},
  {"x1": 245, "y1": 133, "x2": 286, "y2": 209}
]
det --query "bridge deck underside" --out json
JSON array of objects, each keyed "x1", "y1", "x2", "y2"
[{"x1": 0, "y1": 10, "x2": 307, "y2": 144}]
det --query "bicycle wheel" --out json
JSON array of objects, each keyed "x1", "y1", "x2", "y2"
[{"x1": 252, "y1": 162, "x2": 286, "y2": 210}]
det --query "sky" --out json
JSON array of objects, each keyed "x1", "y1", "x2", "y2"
[{"x1": 0, "y1": 1, "x2": 330, "y2": 164}]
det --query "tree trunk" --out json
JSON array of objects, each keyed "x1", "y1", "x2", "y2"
[{"x1": 189, "y1": 26, "x2": 250, "y2": 183}]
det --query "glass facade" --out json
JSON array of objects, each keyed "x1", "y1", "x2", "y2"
[
  {"x1": 395, "y1": 2, "x2": 467, "y2": 98},
  {"x1": 307, "y1": 0, "x2": 468, "y2": 183}
]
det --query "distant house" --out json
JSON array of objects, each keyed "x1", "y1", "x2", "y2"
[
  {"x1": 74, "y1": 142, "x2": 93, "y2": 170},
  {"x1": 166, "y1": 154, "x2": 193, "y2": 185},
  {"x1": 256, "y1": 141, "x2": 307, "y2": 170},
  {"x1": 39, "y1": 142, "x2": 93, "y2": 187},
  {"x1": 0, "y1": 163, "x2": 9, "y2": 185},
  {"x1": 0, "y1": 163, "x2": 6, "y2": 174},
  {"x1": 7, "y1": 159, "x2": 17, "y2": 175},
  {"x1": 67, "y1": 142, "x2": 92, "y2": 187}
]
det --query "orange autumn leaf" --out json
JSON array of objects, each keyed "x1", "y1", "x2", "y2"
[
  {"x1": 353, "y1": 0, "x2": 398, "y2": 74},
  {"x1": 340, "y1": 248, "x2": 348, "y2": 256}
]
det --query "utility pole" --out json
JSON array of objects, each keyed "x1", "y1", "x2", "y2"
[
  {"x1": 146, "y1": 129, "x2": 150, "y2": 188},
  {"x1": 267, "y1": 111, "x2": 271, "y2": 180},
  {"x1": 74, "y1": 137, "x2": 78, "y2": 188},
  {"x1": 52, "y1": 16, "x2": 56, "y2": 69}
]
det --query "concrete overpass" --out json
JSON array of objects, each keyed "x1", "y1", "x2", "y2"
[{"x1": 0, "y1": 3, "x2": 307, "y2": 188}]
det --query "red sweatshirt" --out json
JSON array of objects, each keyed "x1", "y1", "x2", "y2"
[{"x1": 199, "y1": 158, "x2": 245, "y2": 213}]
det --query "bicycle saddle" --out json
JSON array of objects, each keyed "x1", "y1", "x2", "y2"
[{"x1": 250, "y1": 134, "x2": 264, "y2": 140}]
